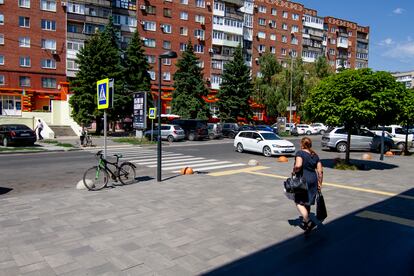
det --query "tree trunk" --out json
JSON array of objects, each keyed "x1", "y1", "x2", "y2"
[
  {"x1": 95, "y1": 116, "x2": 103, "y2": 135},
  {"x1": 345, "y1": 128, "x2": 351, "y2": 164}
]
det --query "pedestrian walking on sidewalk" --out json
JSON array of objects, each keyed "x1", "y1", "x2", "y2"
[
  {"x1": 80, "y1": 126, "x2": 86, "y2": 146},
  {"x1": 35, "y1": 119, "x2": 44, "y2": 140},
  {"x1": 293, "y1": 137, "x2": 323, "y2": 234}
]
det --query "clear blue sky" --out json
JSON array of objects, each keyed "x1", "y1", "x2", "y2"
[{"x1": 299, "y1": 0, "x2": 414, "y2": 72}]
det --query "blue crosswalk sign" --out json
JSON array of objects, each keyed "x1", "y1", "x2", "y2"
[
  {"x1": 149, "y1": 108, "x2": 156, "y2": 119},
  {"x1": 97, "y1": 78, "x2": 109, "y2": 109}
]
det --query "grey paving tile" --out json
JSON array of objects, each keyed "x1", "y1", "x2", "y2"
[{"x1": 13, "y1": 251, "x2": 44, "y2": 267}]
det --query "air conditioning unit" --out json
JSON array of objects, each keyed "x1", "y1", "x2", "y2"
[
  {"x1": 206, "y1": 2, "x2": 211, "y2": 6},
  {"x1": 140, "y1": 21, "x2": 145, "y2": 25},
  {"x1": 140, "y1": 5, "x2": 146, "y2": 10},
  {"x1": 208, "y1": 48, "x2": 214, "y2": 53},
  {"x1": 50, "y1": 50, "x2": 57, "y2": 55},
  {"x1": 61, "y1": 1, "x2": 67, "y2": 7}
]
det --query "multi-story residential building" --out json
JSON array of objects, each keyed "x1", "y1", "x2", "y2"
[
  {"x1": 392, "y1": 70, "x2": 414, "y2": 89},
  {"x1": 301, "y1": 8, "x2": 325, "y2": 63},
  {"x1": 0, "y1": 0, "x2": 68, "y2": 115}
]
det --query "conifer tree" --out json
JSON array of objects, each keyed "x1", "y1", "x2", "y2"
[
  {"x1": 217, "y1": 44, "x2": 253, "y2": 122},
  {"x1": 171, "y1": 41, "x2": 210, "y2": 119}
]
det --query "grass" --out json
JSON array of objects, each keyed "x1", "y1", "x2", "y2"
[
  {"x1": 41, "y1": 140, "x2": 74, "y2": 148},
  {"x1": 42, "y1": 140, "x2": 59, "y2": 144},
  {"x1": 333, "y1": 158, "x2": 358, "y2": 170},
  {"x1": 56, "y1": 143, "x2": 74, "y2": 148},
  {"x1": 113, "y1": 137, "x2": 156, "y2": 145}
]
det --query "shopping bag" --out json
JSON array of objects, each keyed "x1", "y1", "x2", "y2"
[{"x1": 316, "y1": 191, "x2": 327, "y2": 221}]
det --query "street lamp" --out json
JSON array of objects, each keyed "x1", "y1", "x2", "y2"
[
  {"x1": 288, "y1": 50, "x2": 294, "y2": 132},
  {"x1": 157, "y1": 51, "x2": 177, "y2": 182}
]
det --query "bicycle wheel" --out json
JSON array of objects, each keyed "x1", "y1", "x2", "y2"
[
  {"x1": 118, "y1": 162, "x2": 136, "y2": 185},
  {"x1": 83, "y1": 166, "x2": 109, "y2": 191}
]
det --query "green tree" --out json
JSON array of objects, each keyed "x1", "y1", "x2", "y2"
[
  {"x1": 398, "y1": 88, "x2": 414, "y2": 154},
  {"x1": 314, "y1": 56, "x2": 333, "y2": 79},
  {"x1": 171, "y1": 41, "x2": 210, "y2": 119},
  {"x1": 217, "y1": 44, "x2": 253, "y2": 122},
  {"x1": 304, "y1": 68, "x2": 406, "y2": 163}
]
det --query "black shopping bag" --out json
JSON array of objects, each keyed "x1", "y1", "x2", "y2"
[{"x1": 316, "y1": 191, "x2": 327, "y2": 221}]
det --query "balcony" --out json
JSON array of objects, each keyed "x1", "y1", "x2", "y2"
[
  {"x1": 212, "y1": 38, "x2": 240, "y2": 48},
  {"x1": 336, "y1": 59, "x2": 350, "y2": 69},
  {"x1": 357, "y1": 37, "x2": 369, "y2": 43},
  {"x1": 357, "y1": 48, "x2": 369, "y2": 54},
  {"x1": 337, "y1": 37, "x2": 348, "y2": 49},
  {"x1": 211, "y1": 82, "x2": 221, "y2": 90},
  {"x1": 222, "y1": 0, "x2": 244, "y2": 7}
]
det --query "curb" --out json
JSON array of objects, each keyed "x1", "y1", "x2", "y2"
[{"x1": 0, "y1": 148, "x2": 81, "y2": 155}]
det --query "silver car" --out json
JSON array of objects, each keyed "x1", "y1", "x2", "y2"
[
  {"x1": 145, "y1": 124, "x2": 185, "y2": 142},
  {"x1": 321, "y1": 127, "x2": 377, "y2": 152}
]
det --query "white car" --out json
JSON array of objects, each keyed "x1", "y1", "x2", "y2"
[
  {"x1": 296, "y1": 124, "x2": 318, "y2": 135},
  {"x1": 234, "y1": 131, "x2": 296, "y2": 157},
  {"x1": 310, "y1": 123, "x2": 328, "y2": 134}
]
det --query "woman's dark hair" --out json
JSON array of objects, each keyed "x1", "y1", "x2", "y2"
[{"x1": 301, "y1": 137, "x2": 317, "y2": 156}]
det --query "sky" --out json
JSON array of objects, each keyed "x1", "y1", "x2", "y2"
[{"x1": 298, "y1": 0, "x2": 414, "y2": 72}]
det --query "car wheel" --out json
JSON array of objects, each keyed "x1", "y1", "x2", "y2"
[
  {"x1": 188, "y1": 133, "x2": 195, "y2": 141},
  {"x1": 3, "y1": 137, "x2": 8, "y2": 147},
  {"x1": 306, "y1": 131, "x2": 311, "y2": 135},
  {"x1": 209, "y1": 133, "x2": 215, "y2": 140},
  {"x1": 384, "y1": 144, "x2": 391, "y2": 153},
  {"x1": 336, "y1": 142, "x2": 347, "y2": 153},
  {"x1": 319, "y1": 130, "x2": 326, "y2": 135},
  {"x1": 396, "y1": 142, "x2": 405, "y2": 151},
  {"x1": 263, "y1": 146, "x2": 272, "y2": 157},
  {"x1": 167, "y1": 135, "x2": 174, "y2": 143},
  {"x1": 228, "y1": 132, "x2": 235, "y2": 139},
  {"x1": 236, "y1": 143, "x2": 244, "y2": 153}
]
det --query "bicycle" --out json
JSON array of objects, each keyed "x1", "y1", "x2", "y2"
[
  {"x1": 84, "y1": 133, "x2": 93, "y2": 147},
  {"x1": 83, "y1": 150, "x2": 137, "y2": 191}
]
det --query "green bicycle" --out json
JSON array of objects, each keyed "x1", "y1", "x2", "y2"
[{"x1": 83, "y1": 150, "x2": 137, "y2": 191}]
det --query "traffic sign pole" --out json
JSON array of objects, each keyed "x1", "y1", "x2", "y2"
[
  {"x1": 97, "y1": 78, "x2": 113, "y2": 159},
  {"x1": 104, "y1": 110, "x2": 107, "y2": 159}
]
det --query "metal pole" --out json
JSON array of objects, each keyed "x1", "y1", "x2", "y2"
[
  {"x1": 151, "y1": 119, "x2": 154, "y2": 142},
  {"x1": 289, "y1": 54, "x2": 293, "y2": 132},
  {"x1": 157, "y1": 57, "x2": 162, "y2": 182},
  {"x1": 104, "y1": 110, "x2": 107, "y2": 159},
  {"x1": 380, "y1": 126, "x2": 385, "y2": 161}
]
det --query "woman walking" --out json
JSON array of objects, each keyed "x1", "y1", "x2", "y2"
[{"x1": 293, "y1": 137, "x2": 323, "y2": 233}]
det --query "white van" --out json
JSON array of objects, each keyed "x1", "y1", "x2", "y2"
[{"x1": 370, "y1": 125, "x2": 413, "y2": 149}]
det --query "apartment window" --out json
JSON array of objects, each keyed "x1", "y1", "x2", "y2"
[
  {"x1": 291, "y1": 37, "x2": 298, "y2": 45},
  {"x1": 42, "y1": 77, "x2": 56, "y2": 88},
  {"x1": 196, "y1": 0, "x2": 205, "y2": 8},
  {"x1": 270, "y1": 46, "x2": 276, "y2": 54},
  {"x1": 282, "y1": 35, "x2": 287, "y2": 43},
  {"x1": 281, "y1": 48, "x2": 287, "y2": 56},
  {"x1": 67, "y1": 41, "x2": 83, "y2": 51},
  {"x1": 291, "y1": 25, "x2": 298, "y2": 33},
  {"x1": 68, "y1": 3, "x2": 84, "y2": 14},
  {"x1": 143, "y1": 38, "x2": 156, "y2": 47},
  {"x1": 348, "y1": 31, "x2": 353, "y2": 36},
  {"x1": 143, "y1": 21, "x2": 156, "y2": 31},
  {"x1": 66, "y1": 59, "x2": 79, "y2": 70},
  {"x1": 290, "y1": 50, "x2": 297, "y2": 57},
  {"x1": 330, "y1": 38, "x2": 336, "y2": 45},
  {"x1": 162, "y1": 72, "x2": 171, "y2": 81},
  {"x1": 194, "y1": 29, "x2": 205, "y2": 40},
  {"x1": 40, "y1": 0, "x2": 56, "y2": 12},
  {"x1": 163, "y1": 8, "x2": 172, "y2": 17},
  {"x1": 146, "y1": 5, "x2": 156, "y2": 14},
  {"x1": 0, "y1": 75, "x2": 4, "y2": 85},
  {"x1": 330, "y1": 27, "x2": 336, "y2": 33},
  {"x1": 257, "y1": 31, "x2": 266, "y2": 39},
  {"x1": 194, "y1": 44, "x2": 204, "y2": 53},
  {"x1": 0, "y1": 13, "x2": 4, "y2": 25},
  {"x1": 19, "y1": 16, "x2": 30, "y2": 28},
  {"x1": 211, "y1": 75, "x2": 222, "y2": 84},
  {"x1": 163, "y1": 40, "x2": 171, "y2": 49},
  {"x1": 282, "y1": 23, "x2": 288, "y2": 30},
  {"x1": 148, "y1": 71, "x2": 156, "y2": 80},
  {"x1": 258, "y1": 45, "x2": 265, "y2": 53},
  {"x1": 127, "y1": 17, "x2": 137, "y2": 27},
  {"x1": 0, "y1": 34, "x2": 3, "y2": 44},
  {"x1": 329, "y1": 49, "x2": 335, "y2": 55},
  {"x1": 180, "y1": 43, "x2": 187, "y2": 51},
  {"x1": 267, "y1": 34, "x2": 275, "y2": 41},
  {"x1": 163, "y1": 58, "x2": 171, "y2": 65},
  {"x1": 180, "y1": 27, "x2": 188, "y2": 36},
  {"x1": 292, "y1": 14, "x2": 299, "y2": 20},
  {"x1": 0, "y1": 55, "x2": 4, "y2": 65},
  {"x1": 146, "y1": 55, "x2": 156, "y2": 64},
  {"x1": 244, "y1": 14, "x2": 253, "y2": 28},
  {"x1": 41, "y1": 59, "x2": 56, "y2": 69},
  {"x1": 0, "y1": 0, "x2": 3, "y2": 4},
  {"x1": 271, "y1": 8, "x2": 277, "y2": 15},
  {"x1": 19, "y1": 37, "x2": 30, "y2": 47},
  {"x1": 19, "y1": 56, "x2": 31, "y2": 67},
  {"x1": 68, "y1": 24, "x2": 78, "y2": 33},
  {"x1": 180, "y1": 0, "x2": 188, "y2": 4},
  {"x1": 161, "y1": 24, "x2": 172, "y2": 33},
  {"x1": 180, "y1": 11, "x2": 188, "y2": 20},
  {"x1": 19, "y1": 76, "x2": 31, "y2": 87},
  {"x1": 212, "y1": 60, "x2": 222, "y2": 70},
  {"x1": 197, "y1": 60, "x2": 204, "y2": 68},
  {"x1": 41, "y1": 19, "x2": 56, "y2": 31},
  {"x1": 282, "y1": 11, "x2": 288, "y2": 18},
  {"x1": 269, "y1": 20, "x2": 276, "y2": 28},
  {"x1": 258, "y1": 6, "x2": 266, "y2": 13},
  {"x1": 41, "y1": 39, "x2": 56, "y2": 50},
  {"x1": 195, "y1": 15, "x2": 205, "y2": 24},
  {"x1": 258, "y1": 18, "x2": 266, "y2": 26},
  {"x1": 19, "y1": 0, "x2": 30, "y2": 8}
]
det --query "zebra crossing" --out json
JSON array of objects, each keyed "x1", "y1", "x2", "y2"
[{"x1": 84, "y1": 145, "x2": 245, "y2": 173}]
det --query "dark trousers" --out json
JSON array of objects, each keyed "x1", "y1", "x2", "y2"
[
  {"x1": 38, "y1": 128, "x2": 43, "y2": 140},
  {"x1": 80, "y1": 135, "x2": 85, "y2": 145}
]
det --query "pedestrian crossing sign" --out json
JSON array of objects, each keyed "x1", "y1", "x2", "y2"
[
  {"x1": 97, "y1": 78, "x2": 109, "y2": 109},
  {"x1": 149, "y1": 108, "x2": 156, "y2": 119}
]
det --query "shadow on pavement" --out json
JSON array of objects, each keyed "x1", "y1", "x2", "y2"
[
  {"x1": 202, "y1": 189, "x2": 414, "y2": 276},
  {"x1": 0, "y1": 187, "x2": 13, "y2": 195},
  {"x1": 320, "y1": 158, "x2": 398, "y2": 171}
]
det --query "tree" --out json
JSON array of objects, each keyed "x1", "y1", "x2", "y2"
[
  {"x1": 314, "y1": 56, "x2": 333, "y2": 79},
  {"x1": 171, "y1": 41, "x2": 210, "y2": 119},
  {"x1": 217, "y1": 44, "x2": 253, "y2": 122},
  {"x1": 304, "y1": 68, "x2": 406, "y2": 164},
  {"x1": 398, "y1": 88, "x2": 414, "y2": 154},
  {"x1": 70, "y1": 18, "x2": 123, "y2": 133}
]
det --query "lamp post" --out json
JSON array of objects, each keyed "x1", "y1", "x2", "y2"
[
  {"x1": 157, "y1": 51, "x2": 177, "y2": 182},
  {"x1": 289, "y1": 51, "x2": 294, "y2": 132}
]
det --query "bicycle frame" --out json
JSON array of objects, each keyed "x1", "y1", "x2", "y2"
[{"x1": 97, "y1": 156, "x2": 121, "y2": 180}]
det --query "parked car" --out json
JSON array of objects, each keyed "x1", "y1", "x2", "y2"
[
  {"x1": 234, "y1": 130, "x2": 296, "y2": 157},
  {"x1": 221, "y1": 123, "x2": 240, "y2": 139},
  {"x1": 171, "y1": 119, "x2": 208, "y2": 141},
  {"x1": 370, "y1": 125, "x2": 413, "y2": 144},
  {"x1": 370, "y1": 130, "x2": 412, "y2": 150},
  {"x1": 256, "y1": 125, "x2": 278, "y2": 134},
  {"x1": 285, "y1": 123, "x2": 296, "y2": 132},
  {"x1": 208, "y1": 123, "x2": 223, "y2": 139},
  {"x1": 310, "y1": 123, "x2": 328, "y2": 135},
  {"x1": 321, "y1": 127, "x2": 394, "y2": 153},
  {"x1": 238, "y1": 125, "x2": 256, "y2": 131},
  {"x1": 144, "y1": 124, "x2": 185, "y2": 142},
  {"x1": 296, "y1": 124, "x2": 319, "y2": 135},
  {"x1": 0, "y1": 124, "x2": 37, "y2": 147}
]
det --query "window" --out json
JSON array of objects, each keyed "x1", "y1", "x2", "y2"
[
  {"x1": 269, "y1": 20, "x2": 276, "y2": 28},
  {"x1": 40, "y1": 0, "x2": 56, "y2": 12},
  {"x1": 0, "y1": 55, "x2": 4, "y2": 65},
  {"x1": 196, "y1": 0, "x2": 205, "y2": 8},
  {"x1": 244, "y1": 14, "x2": 253, "y2": 28},
  {"x1": 41, "y1": 19, "x2": 56, "y2": 31},
  {"x1": 271, "y1": 8, "x2": 277, "y2": 15},
  {"x1": 282, "y1": 23, "x2": 288, "y2": 30},
  {"x1": 19, "y1": 16, "x2": 30, "y2": 28},
  {"x1": 330, "y1": 27, "x2": 336, "y2": 33},
  {"x1": 258, "y1": 18, "x2": 266, "y2": 26},
  {"x1": 281, "y1": 48, "x2": 287, "y2": 56},
  {"x1": 67, "y1": 41, "x2": 83, "y2": 51},
  {"x1": 180, "y1": 27, "x2": 188, "y2": 36},
  {"x1": 19, "y1": 37, "x2": 30, "y2": 47},
  {"x1": 19, "y1": 56, "x2": 31, "y2": 67},
  {"x1": 161, "y1": 24, "x2": 172, "y2": 33},
  {"x1": 292, "y1": 13, "x2": 299, "y2": 20},
  {"x1": 41, "y1": 77, "x2": 56, "y2": 88},
  {"x1": 282, "y1": 11, "x2": 288, "y2": 18},
  {"x1": 330, "y1": 38, "x2": 336, "y2": 45},
  {"x1": 0, "y1": 34, "x2": 3, "y2": 45},
  {"x1": 19, "y1": 0, "x2": 30, "y2": 8},
  {"x1": 211, "y1": 75, "x2": 222, "y2": 85},
  {"x1": 180, "y1": 11, "x2": 188, "y2": 20},
  {"x1": 197, "y1": 60, "x2": 204, "y2": 68},
  {"x1": 258, "y1": 45, "x2": 265, "y2": 53},
  {"x1": 41, "y1": 39, "x2": 56, "y2": 50},
  {"x1": 180, "y1": 0, "x2": 188, "y2": 4},
  {"x1": 163, "y1": 40, "x2": 171, "y2": 49},
  {"x1": 68, "y1": 24, "x2": 78, "y2": 33},
  {"x1": 258, "y1": 5, "x2": 266, "y2": 13},
  {"x1": 66, "y1": 59, "x2": 79, "y2": 70},
  {"x1": 329, "y1": 49, "x2": 335, "y2": 56},
  {"x1": 270, "y1": 46, "x2": 276, "y2": 54},
  {"x1": 195, "y1": 15, "x2": 205, "y2": 24},
  {"x1": 290, "y1": 50, "x2": 297, "y2": 57},
  {"x1": 145, "y1": 5, "x2": 156, "y2": 14},
  {"x1": 67, "y1": 2, "x2": 84, "y2": 14},
  {"x1": 194, "y1": 44, "x2": 204, "y2": 53},
  {"x1": 194, "y1": 29, "x2": 205, "y2": 40},
  {"x1": 212, "y1": 60, "x2": 222, "y2": 70},
  {"x1": 163, "y1": 8, "x2": 171, "y2": 17},
  {"x1": 0, "y1": 75, "x2": 4, "y2": 85},
  {"x1": 143, "y1": 21, "x2": 156, "y2": 31},
  {"x1": 282, "y1": 35, "x2": 287, "y2": 43},
  {"x1": 291, "y1": 25, "x2": 298, "y2": 33},
  {"x1": 148, "y1": 71, "x2": 156, "y2": 80},
  {"x1": 163, "y1": 58, "x2": 171, "y2": 65},
  {"x1": 270, "y1": 34, "x2": 276, "y2": 41},
  {"x1": 180, "y1": 43, "x2": 187, "y2": 51},
  {"x1": 162, "y1": 72, "x2": 171, "y2": 81},
  {"x1": 348, "y1": 31, "x2": 353, "y2": 37},
  {"x1": 143, "y1": 38, "x2": 155, "y2": 47},
  {"x1": 19, "y1": 76, "x2": 31, "y2": 87},
  {"x1": 291, "y1": 37, "x2": 298, "y2": 45},
  {"x1": 257, "y1": 31, "x2": 266, "y2": 39},
  {"x1": 41, "y1": 59, "x2": 56, "y2": 69},
  {"x1": 146, "y1": 55, "x2": 156, "y2": 64},
  {"x1": 0, "y1": 13, "x2": 4, "y2": 25}
]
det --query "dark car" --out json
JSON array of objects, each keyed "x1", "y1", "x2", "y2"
[
  {"x1": 171, "y1": 119, "x2": 208, "y2": 141},
  {"x1": 256, "y1": 125, "x2": 278, "y2": 134},
  {"x1": 0, "y1": 124, "x2": 37, "y2": 147},
  {"x1": 221, "y1": 123, "x2": 240, "y2": 139},
  {"x1": 238, "y1": 125, "x2": 256, "y2": 131}
]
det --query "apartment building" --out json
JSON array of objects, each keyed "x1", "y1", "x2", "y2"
[
  {"x1": 301, "y1": 8, "x2": 325, "y2": 64},
  {"x1": 0, "y1": 0, "x2": 67, "y2": 115},
  {"x1": 392, "y1": 70, "x2": 414, "y2": 89}
]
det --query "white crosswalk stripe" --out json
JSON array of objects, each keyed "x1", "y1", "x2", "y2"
[{"x1": 86, "y1": 147, "x2": 246, "y2": 173}]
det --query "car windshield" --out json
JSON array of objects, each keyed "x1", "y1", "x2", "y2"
[
  {"x1": 173, "y1": 125, "x2": 183, "y2": 130},
  {"x1": 7, "y1": 125, "x2": 31, "y2": 130},
  {"x1": 261, "y1": 132, "x2": 281, "y2": 140}
]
